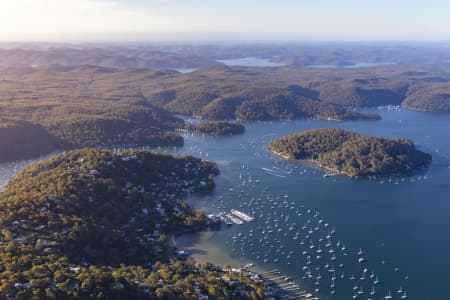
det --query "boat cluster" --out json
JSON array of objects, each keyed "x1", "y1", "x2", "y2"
[
  {"x1": 212, "y1": 163, "x2": 410, "y2": 300},
  {"x1": 209, "y1": 209, "x2": 255, "y2": 225},
  {"x1": 155, "y1": 131, "x2": 413, "y2": 299}
]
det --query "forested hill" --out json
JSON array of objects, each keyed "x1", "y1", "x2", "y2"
[
  {"x1": 42, "y1": 103, "x2": 184, "y2": 148},
  {"x1": 0, "y1": 119, "x2": 61, "y2": 162},
  {"x1": 0, "y1": 48, "x2": 218, "y2": 69},
  {"x1": 0, "y1": 149, "x2": 273, "y2": 299},
  {"x1": 184, "y1": 121, "x2": 246, "y2": 136},
  {"x1": 0, "y1": 100, "x2": 184, "y2": 162},
  {"x1": 268, "y1": 128, "x2": 432, "y2": 178},
  {"x1": 0, "y1": 65, "x2": 382, "y2": 123},
  {"x1": 1, "y1": 62, "x2": 449, "y2": 161}
]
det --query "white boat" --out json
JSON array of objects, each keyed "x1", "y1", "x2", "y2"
[
  {"x1": 225, "y1": 214, "x2": 243, "y2": 224},
  {"x1": 385, "y1": 290, "x2": 393, "y2": 299},
  {"x1": 330, "y1": 279, "x2": 335, "y2": 288},
  {"x1": 231, "y1": 209, "x2": 254, "y2": 222}
]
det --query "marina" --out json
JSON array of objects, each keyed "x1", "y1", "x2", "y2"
[
  {"x1": 171, "y1": 108, "x2": 450, "y2": 300},
  {"x1": 1, "y1": 108, "x2": 450, "y2": 299}
]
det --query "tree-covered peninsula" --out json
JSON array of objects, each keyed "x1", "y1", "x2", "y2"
[
  {"x1": 184, "y1": 121, "x2": 245, "y2": 136},
  {"x1": 268, "y1": 128, "x2": 432, "y2": 178},
  {"x1": 0, "y1": 149, "x2": 273, "y2": 299}
]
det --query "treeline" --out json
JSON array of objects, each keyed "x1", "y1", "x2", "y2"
[
  {"x1": 0, "y1": 101, "x2": 185, "y2": 162},
  {"x1": 2, "y1": 62, "x2": 449, "y2": 161},
  {"x1": 0, "y1": 149, "x2": 272, "y2": 299},
  {"x1": 184, "y1": 121, "x2": 245, "y2": 136},
  {"x1": 139, "y1": 65, "x2": 450, "y2": 115},
  {"x1": 268, "y1": 128, "x2": 431, "y2": 177},
  {"x1": 197, "y1": 87, "x2": 381, "y2": 121},
  {"x1": 403, "y1": 82, "x2": 450, "y2": 112},
  {"x1": 47, "y1": 116, "x2": 183, "y2": 148},
  {"x1": 0, "y1": 48, "x2": 218, "y2": 69}
]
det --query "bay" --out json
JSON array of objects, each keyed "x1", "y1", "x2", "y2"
[{"x1": 1, "y1": 108, "x2": 449, "y2": 299}]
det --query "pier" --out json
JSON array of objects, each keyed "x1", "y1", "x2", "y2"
[{"x1": 260, "y1": 269, "x2": 318, "y2": 300}]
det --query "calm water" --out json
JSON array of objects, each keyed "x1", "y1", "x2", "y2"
[
  {"x1": 306, "y1": 62, "x2": 396, "y2": 69},
  {"x1": 217, "y1": 57, "x2": 286, "y2": 67},
  {"x1": 174, "y1": 68, "x2": 198, "y2": 74},
  {"x1": 172, "y1": 108, "x2": 450, "y2": 300},
  {"x1": 1, "y1": 108, "x2": 449, "y2": 299}
]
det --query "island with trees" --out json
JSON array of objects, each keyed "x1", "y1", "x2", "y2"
[
  {"x1": 184, "y1": 121, "x2": 246, "y2": 136},
  {"x1": 268, "y1": 128, "x2": 432, "y2": 178},
  {"x1": 0, "y1": 149, "x2": 275, "y2": 299}
]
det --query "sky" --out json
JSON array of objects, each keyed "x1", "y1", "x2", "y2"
[{"x1": 0, "y1": 0, "x2": 449, "y2": 42}]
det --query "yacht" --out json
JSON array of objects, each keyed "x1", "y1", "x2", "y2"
[{"x1": 357, "y1": 287, "x2": 364, "y2": 295}]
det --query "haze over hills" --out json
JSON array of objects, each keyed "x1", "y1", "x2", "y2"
[
  {"x1": 1, "y1": 0, "x2": 450, "y2": 299},
  {"x1": 0, "y1": 47, "x2": 219, "y2": 70},
  {"x1": 2, "y1": 43, "x2": 450, "y2": 68},
  {"x1": 1, "y1": 45, "x2": 450, "y2": 162},
  {"x1": 2, "y1": 59, "x2": 450, "y2": 115}
]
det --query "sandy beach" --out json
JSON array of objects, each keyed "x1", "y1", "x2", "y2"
[
  {"x1": 174, "y1": 230, "x2": 316, "y2": 299},
  {"x1": 174, "y1": 230, "x2": 269, "y2": 274}
]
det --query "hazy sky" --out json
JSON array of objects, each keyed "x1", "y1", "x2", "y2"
[{"x1": 1, "y1": 0, "x2": 449, "y2": 42}]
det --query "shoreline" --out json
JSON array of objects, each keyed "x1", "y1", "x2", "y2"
[
  {"x1": 267, "y1": 148, "x2": 429, "y2": 179},
  {"x1": 267, "y1": 148, "x2": 349, "y2": 178},
  {"x1": 174, "y1": 230, "x2": 265, "y2": 271},
  {"x1": 174, "y1": 230, "x2": 315, "y2": 299}
]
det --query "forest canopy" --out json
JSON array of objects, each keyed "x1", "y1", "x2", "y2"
[
  {"x1": 0, "y1": 149, "x2": 272, "y2": 299},
  {"x1": 184, "y1": 121, "x2": 245, "y2": 136},
  {"x1": 2, "y1": 61, "x2": 450, "y2": 161},
  {"x1": 268, "y1": 128, "x2": 432, "y2": 177}
]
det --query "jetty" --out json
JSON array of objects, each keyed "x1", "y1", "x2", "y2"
[{"x1": 260, "y1": 269, "x2": 318, "y2": 300}]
